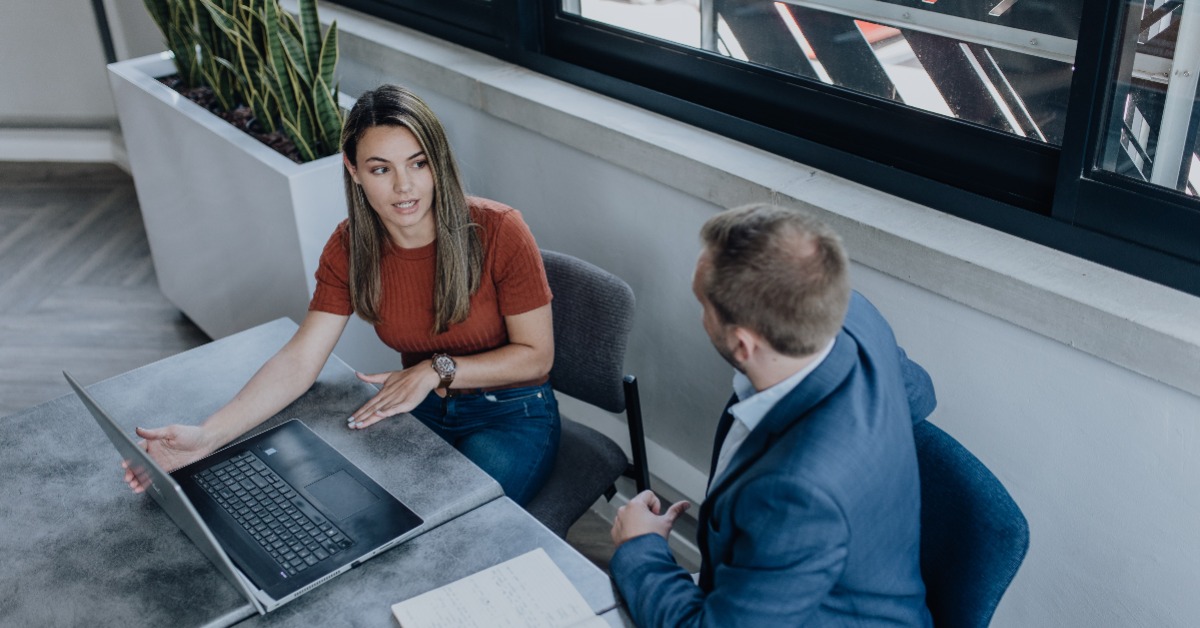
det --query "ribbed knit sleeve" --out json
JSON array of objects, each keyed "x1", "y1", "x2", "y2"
[
  {"x1": 488, "y1": 206, "x2": 553, "y2": 316},
  {"x1": 308, "y1": 220, "x2": 354, "y2": 316}
]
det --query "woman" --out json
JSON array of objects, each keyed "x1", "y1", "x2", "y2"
[{"x1": 128, "y1": 85, "x2": 559, "y2": 506}]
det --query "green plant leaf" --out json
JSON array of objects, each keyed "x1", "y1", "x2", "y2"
[
  {"x1": 198, "y1": 64, "x2": 233, "y2": 111},
  {"x1": 317, "y1": 20, "x2": 338, "y2": 93},
  {"x1": 196, "y1": 0, "x2": 236, "y2": 37},
  {"x1": 140, "y1": 0, "x2": 341, "y2": 163},
  {"x1": 263, "y1": 2, "x2": 298, "y2": 117},
  {"x1": 314, "y1": 74, "x2": 341, "y2": 156},
  {"x1": 278, "y1": 21, "x2": 311, "y2": 87},
  {"x1": 298, "y1": 0, "x2": 321, "y2": 74},
  {"x1": 281, "y1": 115, "x2": 316, "y2": 163}
]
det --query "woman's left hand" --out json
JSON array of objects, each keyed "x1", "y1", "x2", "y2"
[{"x1": 349, "y1": 363, "x2": 440, "y2": 429}]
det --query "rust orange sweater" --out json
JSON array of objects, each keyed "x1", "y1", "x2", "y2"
[{"x1": 309, "y1": 197, "x2": 552, "y2": 371}]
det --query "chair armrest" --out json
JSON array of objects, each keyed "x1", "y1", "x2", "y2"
[{"x1": 622, "y1": 375, "x2": 651, "y2": 494}]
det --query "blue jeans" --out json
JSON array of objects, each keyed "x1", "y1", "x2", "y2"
[{"x1": 408, "y1": 381, "x2": 560, "y2": 506}]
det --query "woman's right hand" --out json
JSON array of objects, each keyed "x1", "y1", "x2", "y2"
[{"x1": 123, "y1": 424, "x2": 215, "y2": 493}]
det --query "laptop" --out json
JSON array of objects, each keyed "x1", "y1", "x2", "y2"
[{"x1": 64, "y1": 371, "x2": 424, "y2": 614}]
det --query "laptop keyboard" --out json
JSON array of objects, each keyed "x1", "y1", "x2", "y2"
[{"x1": 194, "y1": 451, "x2": 353, "y2": 577}]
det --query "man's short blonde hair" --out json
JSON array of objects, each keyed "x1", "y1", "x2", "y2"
[{"x1": 700, "y1": 203, "x2": 850, "y2": 357}]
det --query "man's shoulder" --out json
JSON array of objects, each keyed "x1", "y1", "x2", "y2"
[
  {"x1": 760, "y1": 308, "x2": 918, "y2": 488},
  {"x1": 843, "y1": 291, "x2": 895, "y2": 342}
]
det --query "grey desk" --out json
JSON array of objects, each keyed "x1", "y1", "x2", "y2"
[
  {"x1": 0, "y1": 319, "x2": 627, "y2": 627},
  {"x1": 241, "y1": 497, "x2": 625, "y2": 627}
]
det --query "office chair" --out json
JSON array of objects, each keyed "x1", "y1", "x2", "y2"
[
  {"x1": 524, "y1": 250, "x2": 651, "y2": 539},
  {"x1": 915, "y1": 419, "x2": 1029, "y2": 628}
]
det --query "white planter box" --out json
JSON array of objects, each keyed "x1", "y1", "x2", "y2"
[{"x1": 107, "y1": 53, "x2": 351, "y2": 340}]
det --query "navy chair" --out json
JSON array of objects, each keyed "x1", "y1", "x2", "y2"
[
  {"x1": 525, "y1": 250, "x2": 651, "y2": 538},
  {"x1": 914, "y1": 420, "x2": 1030, "y2": 628}
]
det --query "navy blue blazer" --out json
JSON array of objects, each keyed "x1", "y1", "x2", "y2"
[{"x1": 610, "y1": 292, "x2": 935, "y2": 627}]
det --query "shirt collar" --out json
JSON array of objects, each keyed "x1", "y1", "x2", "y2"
[{"x1": 729, "y1": 337, "x2": 836, "y2": 435}]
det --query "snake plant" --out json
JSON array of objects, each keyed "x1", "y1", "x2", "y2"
[{"x1": 142, "y1": 0, "x2": 342, "y2": 163}]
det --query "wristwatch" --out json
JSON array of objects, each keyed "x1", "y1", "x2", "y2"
[{"x1": 431, "y1": 353, "x2": 456, "y2": 390}]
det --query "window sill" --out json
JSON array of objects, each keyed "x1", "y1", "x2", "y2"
[{"x1": 317, "y1": 1, "x2": 1200, "y2": 399}]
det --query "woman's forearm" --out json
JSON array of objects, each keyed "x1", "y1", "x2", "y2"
[
  {"x1": 200, "y1": 311, "x2": 348, "y2": 451},
  {"x1": 441, "y1": 304, "x2": 554, "y2": 389},
  {"x1": 442, "y1": 342, "x2": 553, "y2": 390}
]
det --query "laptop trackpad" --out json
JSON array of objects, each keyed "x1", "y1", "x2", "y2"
[{"x1": 306, "y1": 470, "x2": 379, "y2": 520}]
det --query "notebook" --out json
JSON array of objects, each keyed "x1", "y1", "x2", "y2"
[
  {"x1": 65, "y1": 370, "x2": 424, "y2": 615},
  {"x1": 391, "y1": 548, "x2": 607, "y2": 628}
]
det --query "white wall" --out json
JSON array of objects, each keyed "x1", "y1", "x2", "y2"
[
  {"x1": 0, "y1": 1, "x2": 163, "y2": 162},
  {"x1": 100, "y1": 0, "x2": 166, "y2": 62},
  {"x1": 323, "y1": 6, "x2": 1200, "y2": 625},
  {"x1": 0, "y1": 1, "x2": 114, "y2": 126},
  {"x1": 857, "y1": 266, "x2": 1200, "y2": 627}
]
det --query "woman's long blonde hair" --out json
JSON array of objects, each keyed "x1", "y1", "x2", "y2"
[{"x1": 341, "y1": 84, "x2": 482, "y2": 334}]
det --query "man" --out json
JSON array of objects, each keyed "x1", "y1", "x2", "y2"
[{"x1": 609, "y1": 204, "x2": 935, "y2": 626}]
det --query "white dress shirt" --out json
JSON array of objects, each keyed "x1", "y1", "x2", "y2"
[{"x1": 709, "y1": 338, "x2": 836, "y2": 493}]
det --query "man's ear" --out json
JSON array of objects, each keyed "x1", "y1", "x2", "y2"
[{"x1": 729, "y1": 326, "x2": 760, "y2": 365}]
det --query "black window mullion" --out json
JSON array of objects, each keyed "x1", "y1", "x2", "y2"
[
  {"x1": 1052, "y1": 0, "x2": 1133, "y2": 225},
  {"x1": 1055, "y1": 0, "x2": 1200, "y2": 266}
]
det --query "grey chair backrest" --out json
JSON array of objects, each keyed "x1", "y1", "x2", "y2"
[
  {"x1": 525, "y1": 250, "x2": 649, "y2": 538},
  {"x1": 541, "y1": 249, "x2": 635, "y2": 414},
  {"x1": 915, "y1": 420, "x2": 1029, "y2": 628}
]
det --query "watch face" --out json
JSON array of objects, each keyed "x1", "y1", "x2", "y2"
[{"x1": 434, "y1": 354, "x2": 455, "y2": 375}]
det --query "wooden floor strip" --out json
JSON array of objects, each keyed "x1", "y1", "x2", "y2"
[{"x1": 0, "y1": 162, "x2": 210, "y2": 416}]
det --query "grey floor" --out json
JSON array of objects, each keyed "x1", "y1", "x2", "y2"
[{"x1": 0, "y1": 161, "x2": 616, "y2": 571}]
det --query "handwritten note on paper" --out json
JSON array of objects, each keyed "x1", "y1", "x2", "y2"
[{"x1": 391, "y1": 548, "x2": 607, "y2": 628}]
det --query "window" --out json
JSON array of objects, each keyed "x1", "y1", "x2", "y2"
[
  {"x1": 1100, "y1": 0, "x2": 1199, "y2": 195},
  {"x1": 1061, "y1": 0, "x2": 1200, "y2": 269},
  {"x1": 337, "y1": 0, "x2": 1200, "y2": 295},
  {"x1": 567, "y1": 0, "x2": 1080, "y2": 145}
]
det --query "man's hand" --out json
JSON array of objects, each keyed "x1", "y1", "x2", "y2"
[
  {"x1": 348, "y1": 363, "x2": 440, "y2": 429},
  {"x1": 124, "y1": 424, "x2": 214, "y2": 492},
  {"x1": 611, "y1": 489, "x2": 691, "y2": 548}
]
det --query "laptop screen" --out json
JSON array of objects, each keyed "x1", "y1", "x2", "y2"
[{"x1": 64, "y1": 371, "x2": 265, "y2": 614}]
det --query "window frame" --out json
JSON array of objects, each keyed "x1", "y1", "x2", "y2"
[
  {"x1": 333, "y1": 0, "x2": 512, "y2": 53},
  {"x1": 542, "y1": 9, "x2": 1063, "y2": 213},
  {"x1": 330, "y1": 0, "x2": 1200, "y2": 296},
  {"x1": 1055, "y1": 0, "x2": 1200, "y2": 265}
]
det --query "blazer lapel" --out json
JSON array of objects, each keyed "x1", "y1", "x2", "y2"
[
  {"x1": 704, "y1": 330, "x2": 859, "y2": 504},
  {"x1": 707, "y1": 395, "x2": 739, "y2": 492}
]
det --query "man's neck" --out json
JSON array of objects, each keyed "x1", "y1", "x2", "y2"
[{"x1": 744, "y1": 350, "x2": 820, "y2": 393}]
